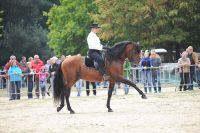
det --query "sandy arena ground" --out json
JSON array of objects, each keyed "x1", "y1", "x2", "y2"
[{"x1": 0, "y1": 87, "x2": 200, "y2": 133}]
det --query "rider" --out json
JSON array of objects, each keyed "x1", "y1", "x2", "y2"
[{"x1": 87, "y1": 23, "x2": 110, "y2": 80}]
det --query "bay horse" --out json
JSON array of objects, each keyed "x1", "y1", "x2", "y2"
[{"x1": 53, "y1": 41, "x2": 147, "y2": 114}]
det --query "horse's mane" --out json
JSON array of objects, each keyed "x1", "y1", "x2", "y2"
[{"x1": 106, "y1": 41, "x2": 132, "y2": 62}]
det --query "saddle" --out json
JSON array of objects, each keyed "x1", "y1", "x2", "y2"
[
  {"x1": 85, "y1": 56, "x2": 99, "y2": 69},
  {"x1": 84, "y1": 50, "x2": 107, "y2": 69}
]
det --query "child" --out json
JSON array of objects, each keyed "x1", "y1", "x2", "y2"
[{"x1": 39, "y1": 66, "x2": 48, "y2": 98}]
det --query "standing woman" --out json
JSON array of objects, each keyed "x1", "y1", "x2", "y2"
[
  {"x1": 178, "y1": 51, "x2": 191, "y2": 91},
  {"x1": 140, "y1": 51, "x2": 152, "y2": 93},
  {"x1": 8, "y1": 59, "x2": 23, "y2": 100},
  {"x1": 49, "y1": 56, "x2": 58, "y2": 95}
]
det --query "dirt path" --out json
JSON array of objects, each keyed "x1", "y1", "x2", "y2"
[{"x1": 0, "y1": 89, "x2": 200, "y2": 133}]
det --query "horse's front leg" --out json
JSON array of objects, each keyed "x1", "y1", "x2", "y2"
[
  {"x1": 115, "y1": 75, "x2": 147, "y2": 99},
  {"x1": 106, "y1": 82, "x2": 115, "y2": 112}
]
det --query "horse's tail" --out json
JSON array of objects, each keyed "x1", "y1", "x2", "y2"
[{"x1": 53, "y1": 62, "x2": 64, "y2": 104}]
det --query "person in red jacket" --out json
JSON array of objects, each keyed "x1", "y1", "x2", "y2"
[
  {"x1": 31, "y1": 55, "x2": 44, "y2": 98},
  {"x1": 4, "y1": 55, "x2": 21, "y2": 73}
]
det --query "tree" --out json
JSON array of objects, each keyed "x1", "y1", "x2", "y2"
[
  {"x1": 92, "y1": 0, "x2": 200, "y2": 61},
  {"x1": 46, "y1": 0, "x2": 97, "y2": 56},
  {"x1": 0, "y1": 0, "x2": 54, "y2": 66},
  {"x1": 0, "y1": 10, "x2": 3, "y2": 38},
  {"x1": 91, "y1": 0, "x2": 150, "y2": 45}
]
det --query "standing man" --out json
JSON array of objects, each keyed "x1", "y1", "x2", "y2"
[
  {"x1": 187, "y1": 46, "x2": 200, "y2": 90},
  {"x1": 87, "y1": 23, "x2": 110, "y2": 81},
  {"x1": 86, "y1": 81, "x2": 96, "y2": 96},
  {"x1": 31, "y1": 55, "x2": 44, "y2": 98}
]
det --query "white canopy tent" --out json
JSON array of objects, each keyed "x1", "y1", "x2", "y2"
[{"x1": 154, "y1": 48, "x2": 167, "y2": 53}]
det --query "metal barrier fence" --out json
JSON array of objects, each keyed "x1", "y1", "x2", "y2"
[
  {"x1": 0, "y1": 63, "x2": 199, "y2": 99},
  {"x1": 128, "y1": 63, "x2": 200, "y2": 92}
]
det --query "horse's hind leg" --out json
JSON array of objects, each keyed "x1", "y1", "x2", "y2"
[
  {"x1": 106, "y1": 82, "x2": 115, "y2": 112},
  {"x1": 57, "y1": 91, "x2": 65, "y2": 112},
  {"x1": 65, "y1": 88, "x2": 75, "y2": 114}
]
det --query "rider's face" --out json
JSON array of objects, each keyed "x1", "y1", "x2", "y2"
[{"x1": 92, "y1": 27, "x2": 100, "y2": 33}]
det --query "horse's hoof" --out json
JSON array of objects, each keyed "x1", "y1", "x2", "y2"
[
  {"x1": 46, "y1": 92, "x2": 50, "y2": 96},
  {"x1": 70, "y1": 110, "x2": 75, "y2": 114},
  {"x1": 108, "y1": 109, "x2": 113, "y2": 112},
  {"x1": 141, "y1": 95, "x2": 147, "y2": 99},
  {"x1": 57, "y1": 107, "x2": 62, "y2": 112},
  {"x1": 57, "y1": 105, "x2": 64, "y2": 112}
]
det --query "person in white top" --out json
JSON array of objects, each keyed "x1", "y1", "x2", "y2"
[{"x1": 87, "y1": 23, "x2": 110, "y2": 80}]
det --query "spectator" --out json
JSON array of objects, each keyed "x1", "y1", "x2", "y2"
[
  {"x1": 45, "y1": 59, "x2": 51, "y2": 72},
  {"x1": 20, "y1": 56, "x2": 28, "y2": 72},
  {"x1": 39, "y1": 66, "x2": 48, "y2": 98},
  {"x1": 76, "y1": 79, "x2": 82, "y2": 96},
  {"x1": 26, "y1": 62, "x2": 34, "y2": 99},
  {"x1": 178, "y1": 51, "x2": 191, "y2": 91},
  {"x1": 31, "y1": 55, "x2": 44, "y2": 98},
  {"x1": 123, "y1": 59, "x2": 131, "y2": 95},
  {"x1": 48, "y1": 56, "x2": 59, "y2": 96},
  {"x1": 86, "y1": 81, "x2": 96, "y2": 96},
  {"x1": 140, "y1": 50, "x2": 145, "y2": 59},
  {"x1": 4, "y1": 55, "x2": 21, "y2": 72},
  {"x1": 4, "y1": 55, "x2": 21, "y2": 100},
  {"x1": 28, "y1": 57, "x2": 33, "y2": 62},
  {"x1": 20, "y1": 56, "x2": 28, "y2": 87},
  {"x1": 140, "y1": 50, "x2": 152, "y2": 93},
  {"x1": 60, "y1": 55, "x2": 66, "y2": 61},
  {"x1": 150, "y1": 50, "x2": 162, "y2": 93},
  {"x1": 8, "y1": 59, "x2": 23, "y2": 100},
  {"x1": 0, "y1": 68, "x2": 4, "y2": 89},
  {"x1": 186, "y1": 46, "x2": 200, "y2": 90}
]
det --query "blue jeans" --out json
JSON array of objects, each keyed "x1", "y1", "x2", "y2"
[
  {"x1": 152, "y1": 70, "x2": 161, "y2": 93},
  {"x1": 28, "y1": 81, "x2": 33, "y2": 99},
  {"x1": 141, "y1": 70, "x2": 152, "y2": 93},
  {"x1": 10, "y1": 81, "x2": 21, "y2": 100},
  {"x1": 76, "y1": 80, "x2": 82, "y2": 96},
  {"x1": 189, "y1": 66, "x2": 200, "y2": 89},
  {"x1": 124, "y1": 77, "x2": 129, "y2": 95},
  {"x1": 40, "y1": 81, "x2": 46, "y2": 96}
]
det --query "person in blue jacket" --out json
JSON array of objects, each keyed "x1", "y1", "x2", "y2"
[
  {"x1": 8, "y1": 59, "x2": 23, "y2": 100},
  {"x1": 140, "y1": 50, "x2": 152, "y2": 93}
]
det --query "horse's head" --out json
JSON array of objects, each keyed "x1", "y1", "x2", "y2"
[
  {"x1": 125, "y1": 42, "x2": 141, "y2": 65},
  {"x1": 107, "y1": 41, "x2": 140, "y2": 64}
]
